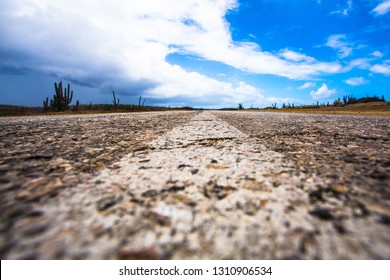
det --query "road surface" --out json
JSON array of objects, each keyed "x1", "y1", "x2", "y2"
[{"x1": 0, "y1": 111, "x2": 389, "y2": 259}]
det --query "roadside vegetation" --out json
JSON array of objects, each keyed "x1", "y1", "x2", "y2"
[
  {"x1": 41, "y1": 81, "x2": 155, "y2": 114},
  {"x1": 0, "y1": 81, "x2": 196, "y2": 117},
  {"x1": 38, "y1": 81, "x2": 193, "y2": 115},
  {"x1": 231, "y1": 94, "x2": 389, "y2": 116}
]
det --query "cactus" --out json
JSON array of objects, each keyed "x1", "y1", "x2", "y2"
[
  {"x1": 73, "y1": 100, "x2": 80, "y2": 112},
  {"x1": 112, "y1": 91, "x2": 120, "y2": 108},
  {"x1": 43, "y1": 81, "x2": 74, "y2": 112},
  {"x1": 342, "y1": 94, "x2": 357, "y2": 105},
  {"x1": 50, "y1": 81, "x2": 73, "y2": 111},
  {"x1": 43, "y1": 97, "x2": 49, "y2": 112},
  {"x1": 138, "y1": 95, "x2": 146, "y2": 108},
  {"x1": 271, "y1": 103, "x2": 277, "y2": 109}
]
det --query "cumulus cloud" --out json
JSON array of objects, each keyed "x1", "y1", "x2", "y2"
[
  {"x1": 372, "y1": 0, "x2": 390, "y2": 16},
  {"x1": 298, "y1": 82, "x2": 316, "y2": 90},
  {"x1": 0, "y1": 0, "x2": 343, "y2": 106},
  {"x1": 370, "y1": 63, "x2": 390, "y2": 76},
  {"x1": 326, "y1": 35, "x2": 353, "y2": 58},
  {"x1": 344, "y1": 58, "x2": 372, "y2": 71},
  {"x1": 310, "y1": 83, "x2": 336, "y2": 99},
  {"x1": 345, "y1": 77, "x2": 369, "y2": 86},
  {"x1": 372, "y1": 51, "x2": 384, "y2": 58}
]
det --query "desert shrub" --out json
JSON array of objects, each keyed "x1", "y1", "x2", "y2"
[{"x1": 333, "y1": 99, "x2": 343, "y2": 107}]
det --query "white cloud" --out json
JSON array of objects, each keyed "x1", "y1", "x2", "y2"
[
  {"x1": 310, "y1": 83, "x2": 337, "y2": 99},
  {"x1": 370, "y1": 63, "x2": 390, "y2": 76},
  {"x1": 345, "y1": 58, "x2": 372, "y2": 71},
  {"x1": 372, "y1": 51, "x2": 384, "y2": 58},
  {"x1": 348, "y1": 0, "x2": 354, "y2": 10},
  {"x1": 345, "y1": 77, "x2": 369, "y2": 86},
  {"x1": 298, "y1": 82, "x2": 316, "y2": 90},
  {"x1": 356, "y1": 44, "x2": 366, "y2": 50},
  {"x1": 330, "y1": 0, "x2": 353, "y2": 16},
  {"x1": 0, "y1": 0, "x2": 343, "y2": 107},
  {"x1": 188, "y1": 40, "x2": 341, "y2": 80},
  {"x1": 278, "y1": 49, "x2": 315, "y2": 63},
  {"x1": 372, "y1": 0, "x2": 390, "y2": 16},
  {"x1": 326, "y1": 35, "x2": 353, "y2": 58}
]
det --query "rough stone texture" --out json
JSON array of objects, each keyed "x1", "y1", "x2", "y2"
[
  {"x1": 214, "y1": 112, "x2": 390, "y2": 217},
  {"x1": 1, "y1": 111, "x2": 389, "y2": 259},
  {"x1": 0, "y1": 111, "x2": 197, "y2": 258}
]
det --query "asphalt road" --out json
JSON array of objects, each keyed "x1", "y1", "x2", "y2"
[{"x1": 0, "y1": 111, "x2": 389, "y2": 259}]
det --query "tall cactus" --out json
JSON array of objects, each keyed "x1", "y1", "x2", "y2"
[
  {"x1": 112, "y1": 91, "x2": 120, "y2": 108},
  {"x1": 43, "y1": 97, "x2": 49, "y2": 112},
  {"x1": 51, "y1": 81, "x2": 73, "y2": 111},
  {"x1": 139, "y1": 95, "x2": 146, "y2": 107},
  {"x1": 73, "y1": 100, "x2": 80, "y2": 112}
]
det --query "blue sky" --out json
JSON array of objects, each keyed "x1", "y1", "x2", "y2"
[{"x1": 0, "y1": 0, "x2": 389, "y2": 108}]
